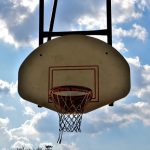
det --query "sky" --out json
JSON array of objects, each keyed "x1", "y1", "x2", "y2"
[{"x1": 0, "y1": 0, "x2": 150, "y2": 149}]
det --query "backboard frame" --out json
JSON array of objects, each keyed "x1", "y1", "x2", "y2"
[{"x1": 18, "y1": 34, "x2": 130, "y2": 112}]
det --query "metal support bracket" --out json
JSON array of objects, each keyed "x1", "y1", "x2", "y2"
[{"x1": 39, "y1": 0, "x2": 112, "y2": 46}]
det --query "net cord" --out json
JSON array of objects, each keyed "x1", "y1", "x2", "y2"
[{"x1": 50, "y1": 88, "x2": 92, "y2": 143}]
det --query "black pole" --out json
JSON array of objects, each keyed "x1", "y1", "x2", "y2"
[
  {"x1": 43, "y1": 30, "x2": 108, "y2": 37},
  {"x1": 106, "y1": 0, "x2": 112, "y2": 46},
  {"x1": 39, "y1": 0, "x2": 44, "y2": 45},
  {"x1": 107, "y1": 0, "x2": 113, "y2": 106},
  {"x1": 48, "y1": 0, "x2": 58, "y2": 40}
]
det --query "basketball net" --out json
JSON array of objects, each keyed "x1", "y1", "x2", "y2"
[{"x1": 49, "y1": 86, "x2": 92, "y2": 143}]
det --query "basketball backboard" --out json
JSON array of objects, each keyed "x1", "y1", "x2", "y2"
[{"x1": 18, "y1": 35, "x2": 130, "y2": 113}]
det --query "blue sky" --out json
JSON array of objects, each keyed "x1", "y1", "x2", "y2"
[{"x1": 0, "y1": 0, "x2": 150, "y2": 149}]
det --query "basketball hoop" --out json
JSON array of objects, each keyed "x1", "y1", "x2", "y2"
[{"x1": 49, "y1": 85, "x2": 92, "y2": 143}]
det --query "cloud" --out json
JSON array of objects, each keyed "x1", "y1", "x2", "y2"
[
  {"x1": 0, "y1": 126, "x2": 12, "y2": 149},
  {"x1": 0, "y1": 118, "x2": 9, "y2": 127},
  {"x1": 114, "y1": 102, "x2": 150, "y2": 126},
  {"x1": 135, "y1": 65, "x2": 150, "y2": 100},
  {"x1": 75, "y1": 4, "x2": 106, "y2": 30},
  {"x1": 19, "y1": 98, "x2": 32, "y2": 106},
  {"x1": 112, "y1": 0, "x2": 150, "y2": 24},
  {"x1": 113, "y1": 41, "x2": 128, "y2": 52},
  {"x1": 142, "y1": 65, "x2": 150, "y2": 83},
  {"x1": 0, "y1": 109, "x2": 49, "y2": 149},
  {"x1": 113, "y1": 24, "x2": 148, "y2": 41},
  {"x1": 24, "y1": 106, "x2": 36, "y2": 116},
  {"x1": 83, "y1": 101, "x2": 150, "y2": 136},
  {"x1": 136, "y1": 0, "x2": 150, "y2": 10},
  {"x1": 54, "y1": 0, "x2": 105, "y2": 31},
  {"x1": 35, "y1": 111, "x2": 58, "y2": 134},
  {"x1": 126, "y1": 56, "x2": 141, "y2": 68},
  {"x1": 0, "y1": 103, "x2": 16, "y2": 111},
  {"x1": 112, "y1": 0, "x2": 142, "y2": 23},
  {"x1": 0, "y1": 79, "x2": 17, "y2": 97},
  {"x1": 0, "y1": 19, "x2": 19, "y2": 47},
  {"x1": 10, "y1": 0, "x2": 39, "y2": 13},
  {"x1": 0, "y1": 1, "x2": 39, "y2": 48},
  {"x1": 10, "y1": 111, "x2": 48, "y2": 139},
  {"x1": 0, "y1": 118, "x2": 13, "y2": 149},
  {"x1": 60, "y1": 143, "x2": 79, "y2": 150},
  {"x1": 55, "y1": 0, "x2": 149, "y2": 31},
  {"x1": 126, "y1": 56, "x2": 150, "y2": 101}
]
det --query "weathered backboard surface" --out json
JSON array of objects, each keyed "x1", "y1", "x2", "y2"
[{"x1": 18, "y1": 35, "x2": 130, "y2": 113}]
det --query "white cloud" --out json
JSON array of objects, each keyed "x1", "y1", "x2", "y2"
[
  {"x1": 0, "y1": 17, "x2": 38, "y2": 48},
  {"x1": 142, "y1": 65, "x2": 150, "y2": 83},
  {"x1": 112, "y1": 0, "x2": 143, "y2": 23},
  {"x1": 136, "y1": 0, "x2": 150, "y2": 10},
  {"x1": 24, "y1": 106, "x2": 36, "y2": 116},
  {"x1": 0, "y1": 79, "x2": 17, "y2": 97},
  {"x1": 10, "y1": 111, "x2": 48, "y2": 139},
  {"x1": 113, "y1": 24, "x2": 148, "y2": 41},
  {"x1": 0, "y1": 118, "x2": 9, "y2": 127},
  {"x1": 136, "y1": 85, "x2": 150, "y2": 98},
  {"x1": 118, "y1": 102, "x2": 150, "y2": 126},
  {"x1": 19, "y1": 98, "x2": 29, "y2": 106},
  {"x1": 72, "y1": 0, "x2": 149, "y2": 31},
  {"x1": 0, "y1": 19, "x2": 19, "y2": 48},
  {"x1": 126, "y1": 56, "x2": 141, "y2": 68},
  {"x1": 0, "y1": 127, "x2": 12, "y2": 149},
  {"x1": 0, "y1": 0, "x2": 39, "y2": 49},
  {"x1": 126, "y1": 56, "x2": 150, "y2": 102},
  {"x1": 76, "y1": 5, "x2": 106, "y2": 30},
  {"x1": 0, "y1": 103, "x2": 16, "y2": 111},
  {"x1": 0, "y1": 110, "x2": 49, "y2": 149},
  {"x1": 84, "y1": 101, "x2": 150, "y2": 136},
  {"x1": 10, "y1": 0, "x2": 39, "y2": 13},
  {"x1": 61, "y1": 143, "x2": 79, "y2": 150},
  {"x1": 113, "y1": 41, "x2": 128, "y2": 52},
  {"x1": 29, "y1": 38, "x2": 39, "y2": 49}
]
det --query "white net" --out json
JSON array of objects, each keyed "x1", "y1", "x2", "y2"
[{"x1": 49, "y1": 86, "x2": 92, "y2": 143}]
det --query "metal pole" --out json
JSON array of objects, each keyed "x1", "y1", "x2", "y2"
[
  {"x1": 106, "y1": 0, "x2": 112, "y2": 46},
  {"x1": 43, "y1": 30, "x2": 108, "y2": 37},
  {"x1": 107, "y1": 0, "x2": 114, "y2": 106},
  {"x1": 48, "y1": 0, "x2": 58, "y2": 40},
  {"x1": 39, "y1": 0, "x2": 44, "y2": 45}
]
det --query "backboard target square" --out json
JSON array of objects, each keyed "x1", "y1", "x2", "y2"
[{"x1": 48, "y1": 65, "x2": 99, "y2": 102}]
